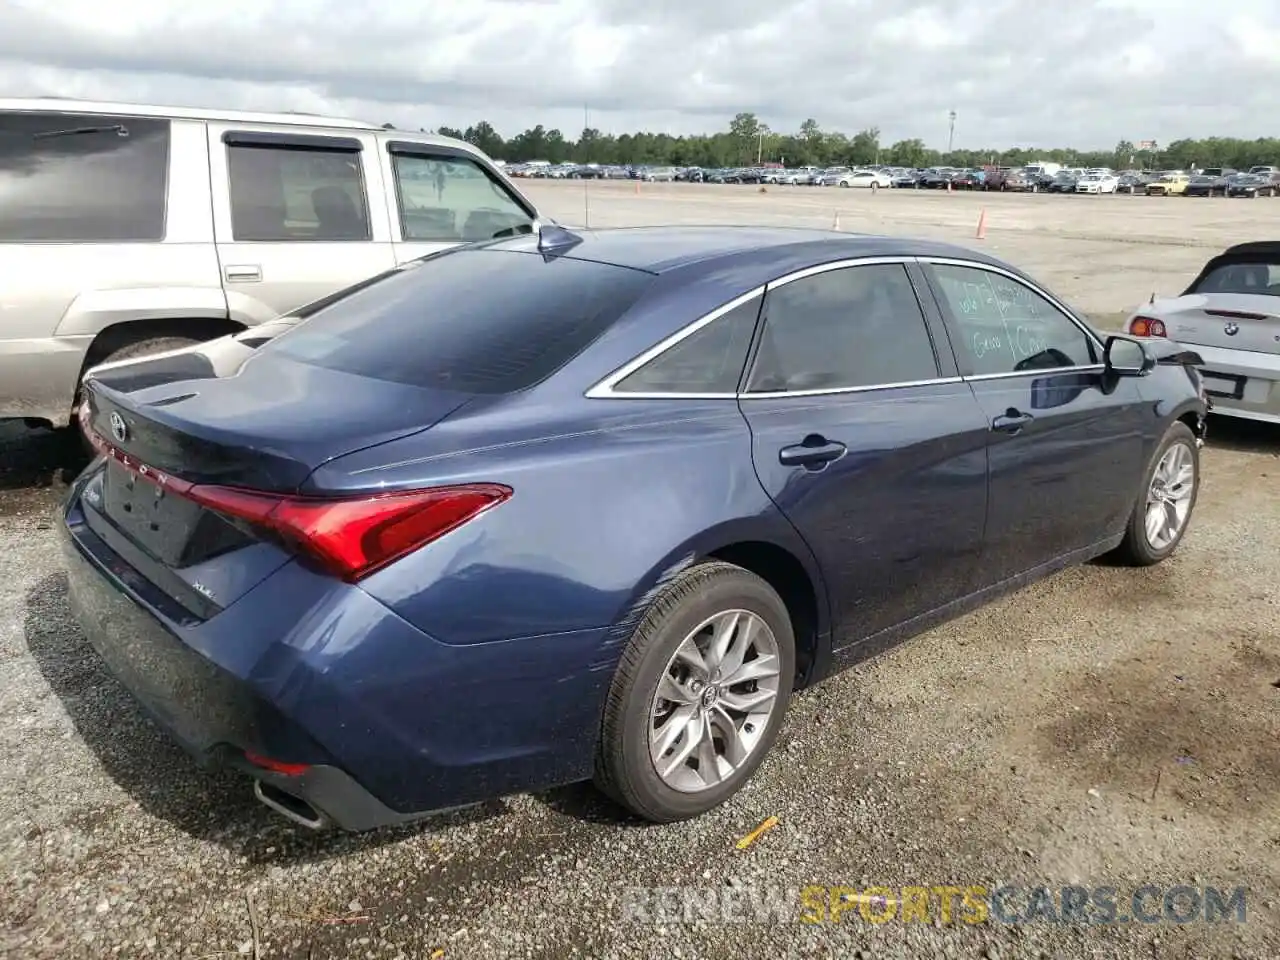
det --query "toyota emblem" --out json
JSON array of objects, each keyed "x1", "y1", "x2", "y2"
[
  {"x1": 1224, "y1": 321, "x2": 1240, "y2": 337},
  {"x1": 109, "y1": 411, "x2": 128, "y2": 443}
]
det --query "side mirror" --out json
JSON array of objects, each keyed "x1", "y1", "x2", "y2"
[{"x1": 1104, "y1": 334, "x2": 1156, "y2": 377}]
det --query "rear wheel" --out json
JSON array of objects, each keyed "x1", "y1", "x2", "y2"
[
  {"x1": 594, "y1": 561, "x2": 795, "y2": 822},
  {"x1": 1113, "y1": 421, "x2": 1200, "y2": 566}
]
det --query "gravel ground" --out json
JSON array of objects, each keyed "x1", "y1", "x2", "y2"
[{"x1": 2, "y1": 186, "x2": 1279, "y2": 959}]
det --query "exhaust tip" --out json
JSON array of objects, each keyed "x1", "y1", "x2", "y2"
[{"x1": 253, "y1": 780, "x2": 328, "y2": 830}]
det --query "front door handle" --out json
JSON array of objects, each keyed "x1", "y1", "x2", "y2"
[
  {"x1": 992, "y1": 409, "x2": 1034, "y2": 434},
  {"x1": 224, "y1": 264, "x2": 262, "y2": 283},
  {"x1": 779, "y1": 435, "x2": 847, "y2": 468}
]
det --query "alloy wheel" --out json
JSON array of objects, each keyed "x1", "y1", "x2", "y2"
[
  {"x1": 648, "y1": 610, "x2": 781, "y2": 793},
  {"x1": 1145, "y1": 441, "x2": 1196, "y2": 550}
]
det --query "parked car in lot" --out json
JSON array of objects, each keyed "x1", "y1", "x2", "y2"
[
  {"x1": 1046, "y1": 171, "x2": 1080, "y2": 193},
  {"x1": 834, "y1": 169, "x2": 893, "y2": 190},
  {"x1": 891, "y1": 169, "x2": 922, "y2": 188},
  {"x1": 1184, "y1": 173, "x2": 1230, "y2": 197},
  {"x1": 1126, "y1": 240, "x2": 1280, "y2": 424},
  {"x1": 979, "y1": 166, "x2": 1010, "y2": 190},
  {"x1": 0, "y1": 97, "x2": 540, "y2": 427},
  {"x1": 643, "y1": 166, "x2": 677, "y2": 182},
  {"x1": 1001, "y1": 169, "x2": 1031, "y2": 191},
  {"x1": 64, "y1": 224, "x2": 1208, "y2": 830},
  {"x1": 1226, "y1": 172, "x2": 1280, "y2": 198},
  {"x1": 920, "y1": 168, "x2": 959, "y2": 189},
  {"x1": 1115, "y1": 172, "x2": 1145, "y2": 194},
  {"x1": 1146, "y1": 173, "x2": 1190, "y2": 196},
  {"x1": 951, "y1": 169, "x2": 985, "y2": 190},
  {"x1": 1075, "y1": 173, "x2": 1119, "y2": 194}
]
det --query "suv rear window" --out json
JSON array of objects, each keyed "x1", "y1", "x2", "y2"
[
  {"x1": 0, "y1": 111, "x2": 170, "y2": 242},
  {"x1": 263, "y1": 249, "x2": 654, "y2": 393}
]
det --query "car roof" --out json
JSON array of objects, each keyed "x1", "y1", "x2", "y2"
[
  {"x1": 484, "y1": 225, "x2": 1005, "y2": 277},
  {"x1": 1183, "y1": 241, "x2": 1280, "y2": 294},
  {"x1": 0, "y1": 96, "x2": 379, "y2": 130}
]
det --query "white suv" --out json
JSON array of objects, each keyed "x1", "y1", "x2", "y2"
[{"x1": 0, "y1": 98, "x2": 540, "y2": 426}]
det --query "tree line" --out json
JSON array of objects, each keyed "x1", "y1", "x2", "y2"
[{"x1": 407, "y1": 113, "x2": 1279, "y2": 171}]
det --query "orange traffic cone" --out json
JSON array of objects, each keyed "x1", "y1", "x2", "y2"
[
  {"x1": 975, "y1": 208, "x2": 987, "y2": 240},
  {"x1": 634, "y1": 179, "x2": 640, "y2": 195}
]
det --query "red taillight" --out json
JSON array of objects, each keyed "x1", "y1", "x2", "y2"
[
  {"x1": 244, "y1": 752, "x2": 310, "y2": 777},
  {"x1": 189, "y1": 482, "x2": 512, "y2": 581},
  {"x1": 82, "y1": 423, "x2": 511, "y2": 581},
  {"x1": 1128, "y1": 315, "x2": 1167, "y2": 337}
]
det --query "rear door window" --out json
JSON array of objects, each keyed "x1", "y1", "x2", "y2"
[
  {"x1": 746, "y1": 263, "x2": 941, "y2": 392},
  {"x1": 263, "y1": 249, "x2": 653, "y2": 393},
  {"x1": 0, "y1": 111, "x2": 170, "y2": 242},
  {"x1": 226, "y1": 141, "x2": 371, "y2": 242},
  {"x1": 389, "y1": 147, "x2": 534, "y2": 243}
]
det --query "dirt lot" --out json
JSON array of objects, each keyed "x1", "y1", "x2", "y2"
[{"x1": 1, "y1": 183, "x2": 1278, "y2": 960}]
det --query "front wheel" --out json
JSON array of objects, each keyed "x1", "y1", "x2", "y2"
[
  {"x1": 594, "y1": 561, "x2": 795, "y2": 822},
  {"x1": 1113, "y1": 421, "x2": 1200, "y2": 566}
]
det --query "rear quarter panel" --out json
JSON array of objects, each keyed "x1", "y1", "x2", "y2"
[{"x1": 309, "y1": 394, "x2": 828, "y2": 649}]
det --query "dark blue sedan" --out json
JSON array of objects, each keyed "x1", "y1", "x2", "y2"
[{"x1": 63, "y1": 225, "x2": 1208, "y2": 830}]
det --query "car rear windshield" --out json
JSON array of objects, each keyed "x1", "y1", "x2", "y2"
[
  {"x1": 260, "y1": 248, "x2": 654, "y2": 393},
  {"x1": 1189, "y1": 258, "x2": 1280, "y2": 297}
]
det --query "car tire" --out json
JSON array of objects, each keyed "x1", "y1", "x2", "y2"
[
  {"x1": 594, "y1": 560, "x2": 796, "y2": 822},
  {"x1": 1113, "y1": 421, "x2": 1200, "y2": 566}
]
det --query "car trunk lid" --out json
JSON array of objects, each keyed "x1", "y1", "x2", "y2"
[
  {"x1": 1152, "y1": 294, "x2": 1280, "y2": 354},
  {"x1": 78, "y1": 354, "x2": 473, "y2": 612}
]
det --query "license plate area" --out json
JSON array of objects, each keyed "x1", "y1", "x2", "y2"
[
  {"x1": 100, "y1": 461, "x2": 212, "y2": 567},
  {"x1": 1200, "y1": 370, "x2": 1246, "y2": 400}
]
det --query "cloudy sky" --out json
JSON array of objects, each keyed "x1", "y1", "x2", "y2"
[{"x1": 1, "y1": 0, "x2": 1276, "y2": 148}]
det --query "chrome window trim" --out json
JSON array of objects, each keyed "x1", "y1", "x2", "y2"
[
  {"x1": 585, "y1": 256, "x2": 921, "y2": 400},
  {"x1": 740, "y1": 375, "x2": 965, "y2": 400},
  {"x1": 582, "y1": 254, "x2": 1108, "y2": 403},
  {"x1": 965, "y1": 364, "x2": 1105, "y2": 382}
]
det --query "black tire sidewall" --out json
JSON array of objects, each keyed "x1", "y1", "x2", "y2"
[
  {"x1": 606, "y1": 566, "x2": 795, "y2": 821},
  {"x1": 1126, "y1": 422, "x2": 1200, "y2": 564}
]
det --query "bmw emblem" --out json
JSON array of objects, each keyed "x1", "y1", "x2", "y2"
[
  {"x1": 109, "y1": 411, "x2": 128, "y2": 443},
  {"x1": 1224, "y1": 322, "x2": 1240, "y2": 337}
]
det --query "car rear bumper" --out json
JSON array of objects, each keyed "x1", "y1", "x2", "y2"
[
  {"x1": 59, "y1": 473, "x2": 615, "y2": 830},
  {"x1": 1187, "y1": 343, "x2": 1280, "y2": 424},
  {"x1": 60, "y1": 500, "x2": 422, "y2": 831}
]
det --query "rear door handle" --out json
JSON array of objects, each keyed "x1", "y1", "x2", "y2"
[
  {"x1": 224, "y1": 264, "x2": 262, "y2": 283},
  {"x1": 779, "y1": 436, "x2": 847, "y2": 468},
  {"x1": 992, "y1": 409, "x2": 1034, "y2": 434}
]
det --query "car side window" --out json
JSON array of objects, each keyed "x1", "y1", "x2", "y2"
[
  {"x1": 227, "y1": 144, "x2": 371, "y2": 242},
  {"x1": 390, "y1": 151, "x2": 534, "y2": 243},
  {"x1": 929, "y1": 263, "x2": 1097, "y2": 375},
  {"x1": 613, "y1": 294, "x2": 761, "y2": 394},
  {"x1": 0, "y1": 111, "x2": 169, "y2": 242},
  {"x1": 745, "y1": 263, "x2": 940, "y2": 393}
]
